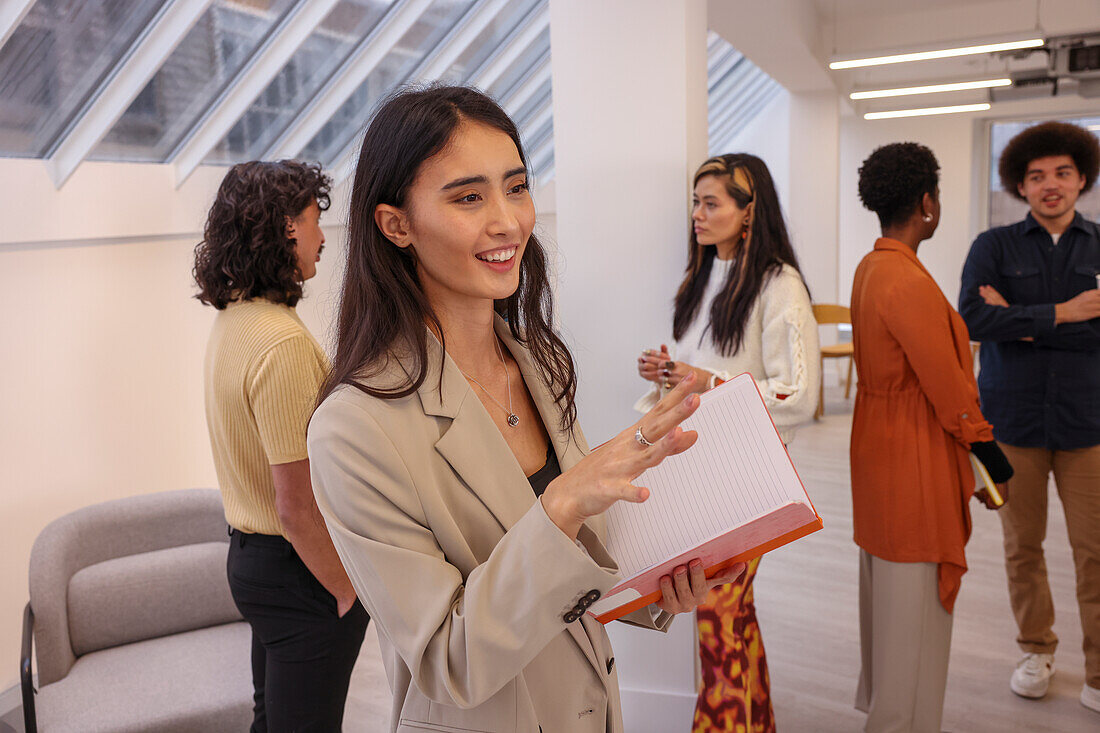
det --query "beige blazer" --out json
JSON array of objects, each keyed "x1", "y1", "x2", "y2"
[{"x1": 308, "y1": 316, "x2": 668, "y2": 733}]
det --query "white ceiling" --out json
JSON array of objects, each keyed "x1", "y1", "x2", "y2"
[
  {"x1": 813, "y1": 0, "x2": 1011, "y2": 24},
  {"x1": 711, "y1": 0, "x2": 1100, "y2": 114}
]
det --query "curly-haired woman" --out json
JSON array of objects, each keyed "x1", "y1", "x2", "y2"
[
  {"x1": 851, "y1": 142, "x2": 1012, "y2": 732},
  {"x1": 194, "y1": 160, "x2": 368, "y2": 732}
]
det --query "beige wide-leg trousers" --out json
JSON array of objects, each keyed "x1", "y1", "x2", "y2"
[{"x1": 855, "y1": 550, "x2": 953, "y2": 733}]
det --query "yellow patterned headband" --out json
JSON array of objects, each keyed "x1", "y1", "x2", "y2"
[{"x1": 696, "y1": 157, "x2": 754, "y2": 200}]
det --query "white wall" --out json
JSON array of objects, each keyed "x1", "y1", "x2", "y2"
[{"x1": 549, "y1": 1, "x2": 708, "y2": 729}]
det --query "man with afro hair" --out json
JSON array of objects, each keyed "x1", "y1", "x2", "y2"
[{"x1": 959, "y1": 121, "x2": 1100, "y2": 715}]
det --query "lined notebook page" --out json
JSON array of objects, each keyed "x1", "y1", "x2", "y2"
[{"x1": 604, "y1": 373, "x2": 806, "y2": 578}]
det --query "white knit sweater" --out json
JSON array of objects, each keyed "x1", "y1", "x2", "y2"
[{"x1": 635, "y1": 258, "x2": 821, "y2": 444}]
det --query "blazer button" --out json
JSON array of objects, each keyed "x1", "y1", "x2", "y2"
[
  {"x1": 563, "y1": 610, "x2": 579, "y2": 623},
  {"x1": 584, "y1": 589, "x2": 601, "y2": 604}
]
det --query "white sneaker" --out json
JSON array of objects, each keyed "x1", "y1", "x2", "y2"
[
  {"x1": 1010, "y1": 652, "x2": 1055, "y2": 698},
  {"x1": 1082, "y1": 683, "x2": 1100, "y2": 713}
]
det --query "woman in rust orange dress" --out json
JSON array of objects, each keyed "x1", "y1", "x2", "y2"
[{"x1": 850, "y1": 142, "x2": 1013, "y2": 732}]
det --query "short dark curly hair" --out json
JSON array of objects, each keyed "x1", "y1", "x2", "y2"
[
  {"x1": 857, "y1": 142, "x2": 940, "y2": 229},
  {"x1": 193, "y1": 160, "x2": 331, "y2": 310},
  {"x1": 998, "y1": 121, "x2": 1099, "y2": 200}
]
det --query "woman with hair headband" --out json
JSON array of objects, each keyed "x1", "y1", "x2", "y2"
[
  {"x1": 636, "y1": 153, "x2": 820, "y2": 732},
  {"x1": 195, "y1": 160, "x2": 369, "y2": 732},
  {"x1": 306, "y1": 85, "x2": 744, "y2": 732}
]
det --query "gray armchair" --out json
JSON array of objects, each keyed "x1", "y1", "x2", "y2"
[{"x1": 21, "y1": 488, "x2": 253, "y2": 732}]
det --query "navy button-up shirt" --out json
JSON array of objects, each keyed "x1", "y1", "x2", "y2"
[{"x1": 959, "y1": 212, "x2": 1100, "y2": 450}]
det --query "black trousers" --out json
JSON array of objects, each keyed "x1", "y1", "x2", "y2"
[{"x1": 227, "y1": 530, "x2": 369, "y2": 733}]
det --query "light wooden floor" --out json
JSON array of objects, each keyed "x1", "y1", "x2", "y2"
[{"x1": 345, "y1": 387, "x2": 1098, "y2": 732}]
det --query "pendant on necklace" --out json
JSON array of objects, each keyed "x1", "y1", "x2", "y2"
[{"x1": 507, "y1": 414, "x2": 520, "y2": 427}]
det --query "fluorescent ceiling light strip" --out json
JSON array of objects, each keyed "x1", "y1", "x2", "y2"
[
  {"x1": 831, "y1": 39, "x2": 1043, "y2": 70},
  {"x1": 1089, "y1": 124, "x2": 1100, "y2": 132},
  {"x1": 864, "y1": 103, "x2": 990, "y2": 120},
  {"x1": 851, "y1": 78, "x2": 1011, "y2": 100}
]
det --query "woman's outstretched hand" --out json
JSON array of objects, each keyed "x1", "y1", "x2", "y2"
[
  {"x1": 541, "y1": 372, "x2": 702, "y2": 541},
  {"x1": 656, "y1": 560, "x2": 747, "y2": 614}
]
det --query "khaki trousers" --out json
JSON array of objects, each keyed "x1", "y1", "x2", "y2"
[
  {"x1": 855, "y1": 550, "x2": 953, "y2": 733},
  {"x1": 998, "y1": 442, "x2": 1100, "y2": 687}
]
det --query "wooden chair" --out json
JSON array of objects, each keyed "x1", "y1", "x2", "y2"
[{"x1": 813, "y1": 304, "x2": 854, "y2": 419}]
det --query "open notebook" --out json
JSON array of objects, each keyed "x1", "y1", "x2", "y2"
[{"x1": 589, "y1": 372, "x2": 822, "y2": 623}]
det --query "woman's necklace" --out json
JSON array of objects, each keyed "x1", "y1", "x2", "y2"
[{"x1": 459, "y1": 337, "x2": 519, "y2": 427}]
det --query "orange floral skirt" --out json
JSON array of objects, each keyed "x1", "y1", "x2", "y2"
[{"x1": 691, "y1": 557, "x2": 775, "y2": 733}]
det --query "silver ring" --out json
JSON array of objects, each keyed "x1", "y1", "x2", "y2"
[{"x1": 634, "y1": 427, "x2": 656, "y2": 447}]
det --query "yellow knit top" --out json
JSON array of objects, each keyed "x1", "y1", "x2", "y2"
[{"x1": 203, "y1": 299, "x2": 329, "y2": 536}]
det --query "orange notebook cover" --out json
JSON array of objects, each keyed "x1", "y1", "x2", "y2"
[{"x1": 589, "y1": 373, "x2": 822, "y2": 624}]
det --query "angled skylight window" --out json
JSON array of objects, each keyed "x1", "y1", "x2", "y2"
[
  {"x1": 89, "y1": 0, "x2": 299, "y2": 163},
  {"x1": 439, "y1": 0, "x2": 539, "y2": 85},
  {"x1": 0, "y1": 0, "x2": 169, "y2": 158},
  {"x1": 476, "y1": 15, "x2": 548, "y2": 101},
  {"x1": 705, "y1": 30, "x2": 781, "y2": 154},
  {"x1": 511, "y1": 77, "x2": 550, "y2": 139},
  {"x1": 291, "y1": 0, "x2": 478, "y2": 168},
  {"x1": 195, "y1": 0, "x2": 394, "y2": 165}
]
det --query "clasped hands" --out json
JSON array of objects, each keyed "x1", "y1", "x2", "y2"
[
  {"x1": 636, "y1": 344, "x2": 710, "y2": 393},
  {"x1": 541, "y1": 371, "x2": 746, "y2": 615}
]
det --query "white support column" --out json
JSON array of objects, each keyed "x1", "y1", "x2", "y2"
[
  {"x1": 0, "y1": 0, "x2": 34, "y2": 51},
  {"x1": 548, "y1": 1, "x2": 708, "y2": 730},
  {"x1": 170, "y1": 0, "x2": 342, "y2": 187},
  {"x1": 787, "y1": 91, "x2": 840, "y2": 305},
  {"x1": 262, "y1": 0, "x2": 433, "y2": 161},
  {"x1": 44, "y1": 0, "x2": 212, "y2": 188}
]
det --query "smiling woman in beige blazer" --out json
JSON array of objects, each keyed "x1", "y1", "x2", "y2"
[{"x1": 306, "y1": 85, "x2": 745, "y2": 733}]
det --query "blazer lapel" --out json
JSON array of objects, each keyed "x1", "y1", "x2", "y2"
[
  {"x1": 422, "y1": 321, "x2": 610, "y2": 679},
  {"x1": 420, "y1": 330, "x2": 533, "y2": 533}
]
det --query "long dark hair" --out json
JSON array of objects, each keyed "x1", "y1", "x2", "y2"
[
  {"x1": 193, "y1": 160, "x2": 330, "y2": 309},
  {"x1": 673, "y1": 153, "x2": 805, "y2": 355},
  {"x1": 317, "y1": 85, "x2": 577, "y2": 430}
]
